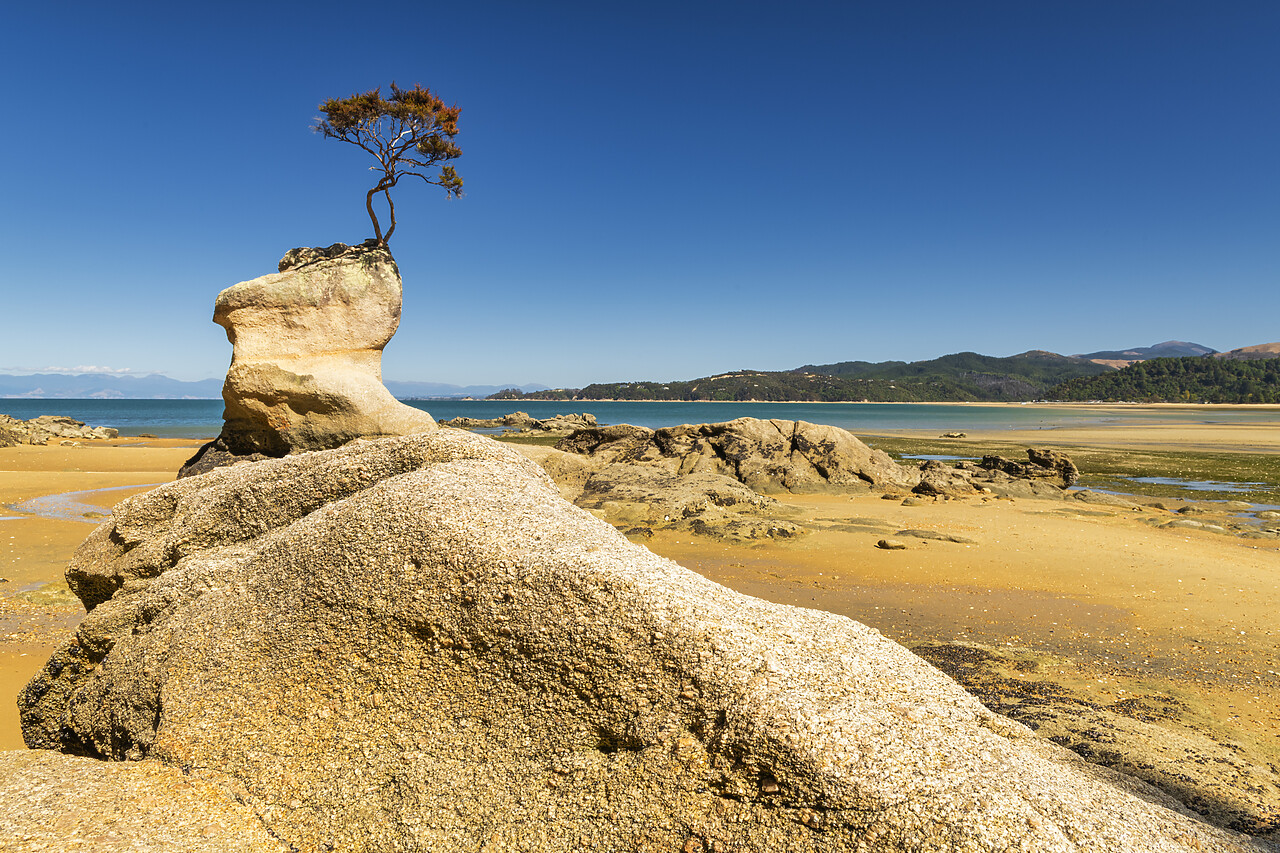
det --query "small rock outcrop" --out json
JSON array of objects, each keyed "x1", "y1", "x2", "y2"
[
  {"x1": 441, "y1": 411, "x2": 598, "y2": 434},
  {"x1": 15, "y1": 430, "x2": 1268, "y2": 851},
  {"x1": 541, "y1": 421, "x2": 1093, "y2": 535},
  {"x1": 193, "y1": 241, "x2": 436, "y2": 467},
  {"x1": 912, "y1": 448, "x2": 1082, "y2": 499},
  {"x1": 557, "y1": 418, "x2": 920, "y2": 493},
  {"x1": 980, "y1": 448, "x2": 1080, "y2": 487},
  {"x1": 0, "y1": 414, "x2": 118, "y2": 445}
]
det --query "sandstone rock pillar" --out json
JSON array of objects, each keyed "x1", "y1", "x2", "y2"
[{"x1": 205, "y1": 241, "x2": 437, "y2": 461}]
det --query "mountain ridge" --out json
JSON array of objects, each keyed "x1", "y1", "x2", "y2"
[{"x1": 0, "y1": 373, "x2": 548, "y2": 400}]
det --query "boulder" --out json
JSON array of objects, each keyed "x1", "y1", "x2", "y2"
[
  {"x1": 981, "y1": 448, "x2": 1079, "y2": 488},
  {"x1": 1073, "y1": 490, "x2": 1141, "y2": 509},
  {"x1": 209, "y1": 241, "x2": 437, "y2": 458},
  {"x1": 901, "y1": 448, "x2": 1082, "y2": 500},
  {"x1": 518, "y1": 445, "x2": 807, "y2": 541},
  {"x1": 913, "y1": 459, "x2": 983, "y2": 497},
  {"x1": 533, "y1": 412, "x2": 598, "y2": 432},
  {"x1": 0, "y1": 414, "x2": 119, "y2": 445},
  {"x1": 16, "y1": 430, "x2": 1265, "y2": 851},
  {"x1": 558, "y1": 418, "x2": 920, "y2": 494}
]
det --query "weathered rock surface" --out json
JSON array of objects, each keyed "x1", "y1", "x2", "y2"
[
  {"x1": 441, "y1": 411, "x2": 598, "y2": 433},
  {"x1": 206, "y1": 241, "x2": 436, "y2": 459},
  {"x1": 557, "y1": 418, "x2": 920, "y2": 494},
  {"x1": 979, "y1": 448, "x2": 1079, "y2": 488},
  {"x1": 913, "y1": 459, "x2": 984, "y2": 497},
  {"x1": 0, "y1": 750, "x2": 285, "y2": 852},
  {"x1": 518, "y1": 444, "x2": 808, "y2": 541},
  {"x1": 16, "y1": 430, "x2": 1268, "y2": 851},
  {"x1": 537, "y1": 422, "x2": 1098, "y2": 537},
  {"x1": 0, "y1": 414, "x2": 118, "y2": 445},
  {"x1": 911, "y1": 448, "x2": 1083, "y2": 500}
]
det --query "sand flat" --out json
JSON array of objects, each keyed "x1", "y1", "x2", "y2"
[{"x1": 870, "y1": 403, "x2": 1280, "y2": 454}]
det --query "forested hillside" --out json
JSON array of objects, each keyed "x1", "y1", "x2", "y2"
[
  {"x1": 492, "y1": 351, "x2": 1114, "y2": 402},
  {"x1": 1051, "y1": 357, "x2": 1280, "y2": 403}
]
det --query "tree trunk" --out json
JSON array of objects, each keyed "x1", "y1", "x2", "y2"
[{"x1": 365, "y1": 187, "x2": 384, "y2": 244}]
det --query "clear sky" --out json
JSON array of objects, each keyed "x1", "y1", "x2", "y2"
[{"x1": 2, "y1": 1, "x2": 1277, "y2": 387}]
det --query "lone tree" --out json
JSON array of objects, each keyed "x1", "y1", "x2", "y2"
[{"x1": 315, "y1": 82, "x2": 463, "y2": 245}]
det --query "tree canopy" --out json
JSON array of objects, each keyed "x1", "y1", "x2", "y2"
[{"x1": 315, "y1": 82, "x2": 463, "y2": 245}]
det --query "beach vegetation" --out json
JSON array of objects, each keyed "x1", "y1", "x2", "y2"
[{"x1": 315, "y1": 82, "x2": 463, "y2": 245}]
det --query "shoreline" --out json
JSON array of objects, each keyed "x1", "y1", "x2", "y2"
[{"x1": 480, "y1": 399, "x2": 1280, "y2": 408}]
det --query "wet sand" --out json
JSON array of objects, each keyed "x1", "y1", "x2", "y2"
[{"x1": 872, "y1": 403, "x2": 1280, "y2": 454}]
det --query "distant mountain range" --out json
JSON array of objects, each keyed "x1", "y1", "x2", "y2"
[
  {"x1": 494, "y1": 351, "x2": 1114, "y2": 403},
  {"x1": 1214, "y1": 342, "x2": 1280, "y2": 361},
  {"x1": 0, "y1": 373, "x2": 548, "y2": 400},
  {"x1": 0, "y1": 373, "x2": 224, "y2": 399},
  {"x1": 3, "y1": 341, "x2": 1276, "y2": 401},
  {"x1": 493, "y1": 341, "x2": 1280, "y2": 404},
  {"x1": 1070, "y1": 339, "x2": 1280, "y2": 364},
  {"x1": 1074, "y1": 340, "x2": 1217, "y2": 363},
  {"x1": 383, "y1": 380, "x2": 549, "y2": 399}
]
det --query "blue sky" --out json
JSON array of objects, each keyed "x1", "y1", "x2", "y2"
[{"x1": 2, "y1": 1, "x2": 1276, "y2": 386}]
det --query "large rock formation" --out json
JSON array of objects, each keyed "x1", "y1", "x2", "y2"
[
  {"x1": 205, "y1": 241, "x2": 436, "y2": 460},
  {"x1": 533, "y1": 420, "x2": 1100, "y2": 538},
  {"x1": 557, "y1": 418, "x2": 920, "y2": 494},
  {"x1": 16, "y1": 430, "x2": 1267, "y2": 851}
]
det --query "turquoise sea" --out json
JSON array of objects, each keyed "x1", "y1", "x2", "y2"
[{"x1": 1, "y1": 398, "x2": 1276, "y2": 439}]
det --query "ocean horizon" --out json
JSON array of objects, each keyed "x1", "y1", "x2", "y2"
[{"x1": 2, "y1": 398, "x2": 1277, "y2": 440}]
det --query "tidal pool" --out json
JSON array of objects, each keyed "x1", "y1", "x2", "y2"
[
  {"x1": 1123, "y1": 476, "x2": 1267, "y2": 494},
  {"x1": 5, "y1": 483, "x2": 165, "y2": 523}
]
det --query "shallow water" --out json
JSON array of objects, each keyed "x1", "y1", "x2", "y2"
[
  {"x1": 899, "y1": 454, "x2": 979, "y2": 461},
  {"x1": 1124, "y1": 476, "x2": 1268, "y2": 493},
  {"x1": 6, "y1": 483, "x2": 164, "y2": 523}
]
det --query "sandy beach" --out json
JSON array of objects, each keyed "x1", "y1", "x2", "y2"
[
  {"x1": 1, "y1": 415, "x2": 1277, "y2": 828},
  {"x1": 878, "y1": 410, "x2": 1280, "y2": 455}
]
